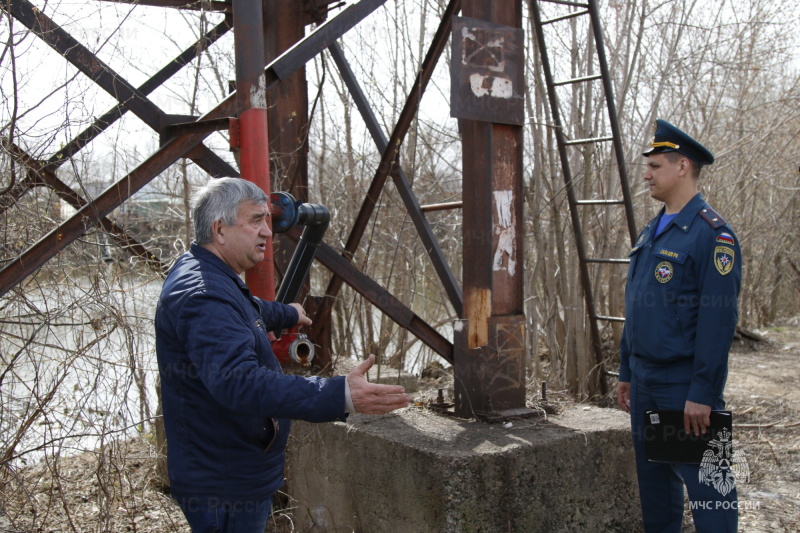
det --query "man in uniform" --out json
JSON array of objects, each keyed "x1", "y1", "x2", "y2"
[{"x1": 616, "y1": 119, "x2": 742, "y2": 532}]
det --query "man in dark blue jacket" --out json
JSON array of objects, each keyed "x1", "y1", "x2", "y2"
[
  {"x1": 616, "y1": 120, "x2": 741, "y2": 532},
  {"x1": 156, "y1": 178, "x2": 410, "y2": 532}
]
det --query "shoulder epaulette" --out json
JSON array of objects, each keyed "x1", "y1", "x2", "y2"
[{"x1": 698, "y1": 207, "x2": 726, "y2": 229}]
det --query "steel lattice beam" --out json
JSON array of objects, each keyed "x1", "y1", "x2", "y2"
[
  {"x1": 0, "y1": 0, "x2": 389, "y2": 296},
  {"x1": 0, "y1": 17, "x2": 233, "y2": 220},
  {"x1": 3, "y1": 142, "x2": 166, "y2": 273},
  {"x1": 328, "y1": 39, "x2": 462, "y2": 315},
  {"x1": 312, "y1": 0, "x2": 462, "y2": 340},
  {"x1": 5, "y1": 0, "x2": 238, "y2": 179}
]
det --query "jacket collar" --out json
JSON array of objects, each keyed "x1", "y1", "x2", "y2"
[
  {"x1": 655, "y1": 192, "x2": 706, "y2": 235},
  {"x1": 673, "y1": 192, "x2": 706, "y2": 233},
  {"x1": 190, "y1": 242, "x2": 251, "y2": 293}
]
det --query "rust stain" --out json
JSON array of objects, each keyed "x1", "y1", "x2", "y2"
[{"x1": 465, "y1": 288, "x2": 491, "y2": 349}]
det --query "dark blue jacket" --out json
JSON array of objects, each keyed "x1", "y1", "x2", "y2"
[
  {"x1": 155, "y1": 244, "x2": 347, "y2": 503},
  {"x1": 620, "y1": 193, "x2": 742, "y2": 406}
]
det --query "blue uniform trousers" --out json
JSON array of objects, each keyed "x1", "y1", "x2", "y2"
[
  {"x1": 178, "y1": 498, "x2": 272, "y2": 533},
  {"x1": 630, "y1": 356, "x2": 738, "y2": 533}
]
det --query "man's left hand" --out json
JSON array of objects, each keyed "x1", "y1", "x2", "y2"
[
  {"x1": 289, "y1": 303, "x2": 312, "y2": 326},
  {"x1": 347, "y1": 354, "x2": 411, "y2": 415},
  {"x1": 684, "y1": 400, "x2": 711, "y2": 436}
]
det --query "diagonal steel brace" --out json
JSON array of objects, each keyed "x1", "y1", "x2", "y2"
[
  {"x1": 312, "y1": 0, "x2": 462, "y2": 335},
  {"x1": 3, "y1": 0, "x2": 237, "y2": 178},
  {"x1": 0, "y1": 18, "x2": 233, "y2": 220},
  {"x1": 0, "y1": 0, "x2": 390, "y2": 296}
]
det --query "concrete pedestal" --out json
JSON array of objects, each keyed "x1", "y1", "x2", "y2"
[{"x1": 285, "y1": 405, "x2": 641, "y2": 532}]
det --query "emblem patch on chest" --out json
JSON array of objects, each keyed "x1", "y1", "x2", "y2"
[
  {"x1": 655, "y1": 261, "x2": 674, "y2": 283},
  {"x1": 714, "y1": 246, "x2": 735, "y2": 276}
]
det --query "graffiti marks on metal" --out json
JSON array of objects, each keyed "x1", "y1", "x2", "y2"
[{"x1": 450, "y1": 16, "x2": 524, "y2": 125}]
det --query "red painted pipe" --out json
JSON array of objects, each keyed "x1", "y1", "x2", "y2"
[
  {"x1": 232, "y1": 0, "x2": 274, "y2": 300},
  {"x1": 239, "y1": 107, "x2": 275, "y2": 300}
]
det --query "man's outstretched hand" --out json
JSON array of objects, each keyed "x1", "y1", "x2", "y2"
[{"x1": 347, "y1": 354, "x2": 411, "y2": 415}]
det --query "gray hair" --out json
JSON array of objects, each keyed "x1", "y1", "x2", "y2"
[{"x1": 192, "y1": 178, "x2": 268, "y2": 244}]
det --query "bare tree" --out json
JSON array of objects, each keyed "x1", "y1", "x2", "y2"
[{"x1": 1, "y1": 0, "x2": 799, "y2": 528}]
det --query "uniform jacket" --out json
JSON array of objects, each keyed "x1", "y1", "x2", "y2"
[
  {"x1": 155, "y1": 244, "x2": 346, "y2": 503},
  {"x1": 620, "y1": 193, "x2": 742, "y2": 406}
]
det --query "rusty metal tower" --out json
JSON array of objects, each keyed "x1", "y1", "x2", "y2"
[{"x1": 0, "y1": 0, "x2": 535, "y2": 419}]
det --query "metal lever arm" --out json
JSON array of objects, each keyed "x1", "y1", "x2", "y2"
[{"x1": 269, "y1": 192, "x2": 330, "y2": 366}]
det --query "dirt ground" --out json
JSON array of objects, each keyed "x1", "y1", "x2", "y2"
[
  {"x1": 1, "y1": 320, "x2": 798, "y2": 533},
  {"x1": 716, "y1": 319, "x2": 800, "y2": 532}
]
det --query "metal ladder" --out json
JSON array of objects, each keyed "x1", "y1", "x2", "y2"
[{"x1": 529, "y1": 0, "x2": 637, "y2": 395}]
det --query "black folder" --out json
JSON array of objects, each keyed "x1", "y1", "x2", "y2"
[{"x1": 643, "y1": 410, "x2": 733, "y2": 464}]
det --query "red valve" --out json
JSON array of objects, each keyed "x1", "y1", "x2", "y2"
[{"x1": 271, "y1": 327, "x2": 315, "y2": 367}]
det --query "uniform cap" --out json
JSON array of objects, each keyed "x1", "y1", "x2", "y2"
[{"x1": 642, "y1": 119, "x2": 714, "y2": 165}]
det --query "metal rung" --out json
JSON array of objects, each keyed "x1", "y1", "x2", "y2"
[
  {"x1": 565, "y1": 135, "x2": 613, "y2": 145},
  {"x1": 586, "y1": 258, "x2": 630, "y2": 264},
  {"x1": 554, "y1": 74, "x2": 602, "y2": 86},
  {"x1": 420, "y1": 201, "x2": 462, "y2": 213},
  {"x1": 575, "y1": 199, "x2": 624, "y2": 205},
  {"x1": 540, "y1": 0, "x2": 590, "y2": 7},
  {"x1": 596, "y1": 315, "x2": 625, "y2": 323},
  {"x1": 542, "y1": 9, "x2": 588, "y2": 25}
]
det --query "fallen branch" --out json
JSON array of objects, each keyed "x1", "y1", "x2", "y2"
[{"x1": 735, "y1": 421, "x2": 799, "y2": 429}]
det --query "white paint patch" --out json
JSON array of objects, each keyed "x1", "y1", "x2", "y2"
[
  {"x1": 469, "y1": 73, "x2": 513, "y2": 99},
  {"x1": 493, "y1": 190, "x2": 516, "y2": 276},
  {"x1": 453, "y1": 319, "x2": 466, "y2": 332},
  {"x1": 249, "y1": 74, "x2": 268, "y2": 109},
  {"x1": 489, "y1": 76, "x2": 513, "y2": 98},
  {"x1": 460, "y1": 26, "x2": 475, "y2": 65},
  {"x1": 469, "y1": 72, "x2": 490, "y2": 97}
]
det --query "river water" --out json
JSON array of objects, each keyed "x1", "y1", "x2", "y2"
[{"x1": 0, "y1": 275, "x2": 161, "y2": 466}]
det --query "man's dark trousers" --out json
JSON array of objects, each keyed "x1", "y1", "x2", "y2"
[{"x1": 629, "y1": 355, "x2": 738, "y2": 533}]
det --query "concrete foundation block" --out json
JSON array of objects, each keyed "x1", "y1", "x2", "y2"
[
  {"x1": 364, "y1": 367, "x2": 419, "y2": 393},
  {"x1": 286, "y1": 405, "x2": 641, "y2": 532}
]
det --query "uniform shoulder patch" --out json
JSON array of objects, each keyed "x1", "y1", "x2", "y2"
[
  {"x1": 716, "y1": 232, "x2": 735, "y2": 245},
  {"x1": 714, "y1": 246, "x2": 735, "y2": 276},
  {"x1": 699, "y1": 207, "x2": 727, "y2": 229}
]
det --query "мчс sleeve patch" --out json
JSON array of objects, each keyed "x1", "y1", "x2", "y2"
[{"x1": 714, "y1": 246, "x2": 735, "y2": 275}]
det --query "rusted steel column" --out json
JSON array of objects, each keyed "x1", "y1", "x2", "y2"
[
  {"x1": 233, "y1": 0, "x2": 274, "y2": 299},
  {"x1": 263, "y1": 0, "x2": 310, "y2": 199},
  {"x1": 454, "y1": 1, "x2": 526, "y2": 418},
  {"x1": 262, "y1": 0, "x2": 328, "y2": 364}
]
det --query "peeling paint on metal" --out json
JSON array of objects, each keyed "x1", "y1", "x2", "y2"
[
  {"x1": 250, "y1": 74, "x2": 267, "y2": 109},
  {"x1": 469, "y1": 73, "x2": 513, "y2": 98},
  {"x1": 465, "y1": 288, "x2": 490, "y2": 349},
  {"x1": 492, "y1": 190, "x2": 516, "y2": 275}
]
